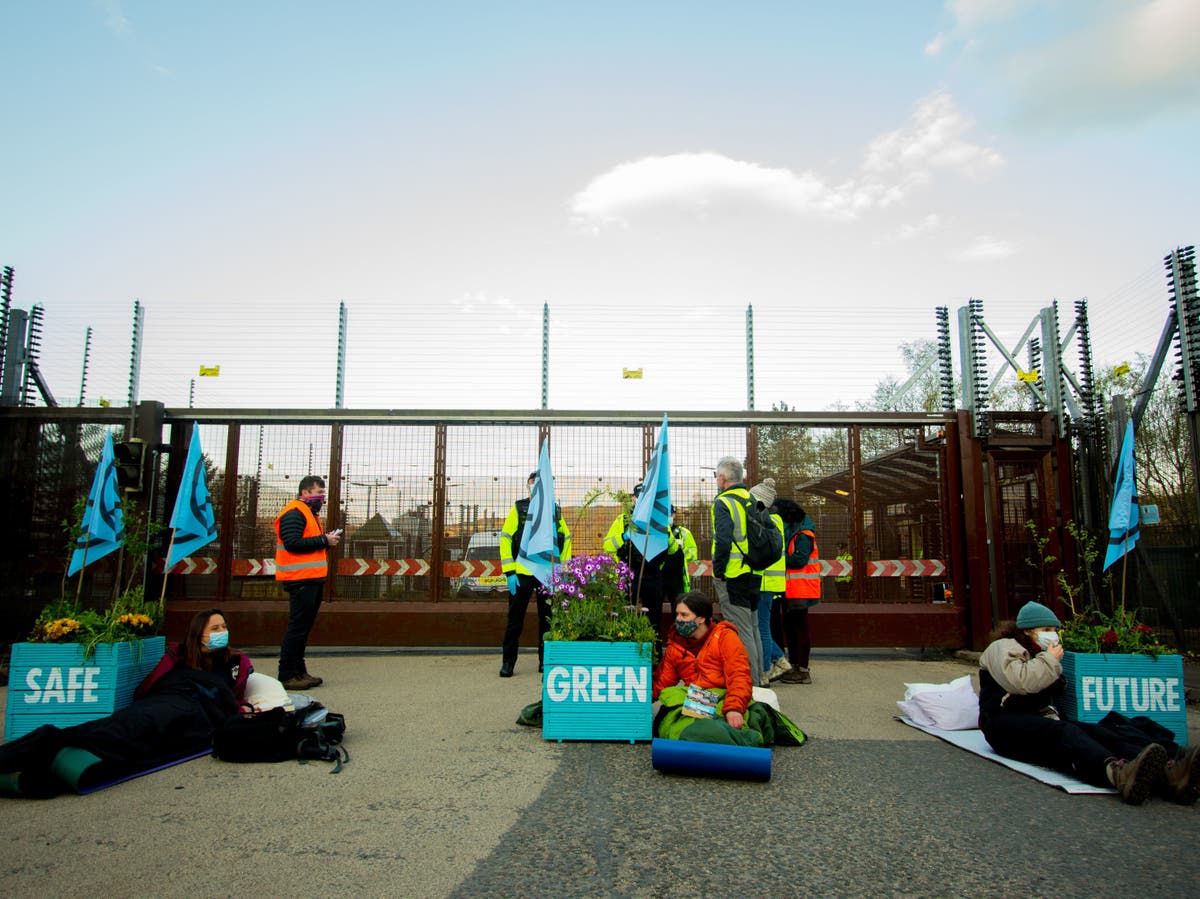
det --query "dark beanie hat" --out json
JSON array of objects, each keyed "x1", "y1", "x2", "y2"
[{"x1": 1015, "y1": 601, "x2": 1061, "y2": 629}]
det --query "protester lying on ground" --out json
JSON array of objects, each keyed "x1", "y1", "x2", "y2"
[
  {"x1": 652, "y1": 592, "x2": 805, "y2": 747},
  {"x1": 0, "y1": 608, "x2": 253, "y2": 798},
  {"x1": 979, "y1": 601, "x2": 1199, "y2": 806}
]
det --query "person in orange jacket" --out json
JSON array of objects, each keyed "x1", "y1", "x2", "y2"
[{"x1": 652, "y1": 592, "x2": 753, "y2": 730}]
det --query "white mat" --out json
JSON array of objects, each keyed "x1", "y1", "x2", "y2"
[{"x1": 897, "y1": 716, "x2": 1117, "y2": 794}]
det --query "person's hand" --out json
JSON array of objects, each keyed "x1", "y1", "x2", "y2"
[
  {"x1": 725, "y1": 710, "x2": 744, "y2": 729},
  {"x1": 1047, "y1": 643, "x2": 1064, "y2": 661},
  {"x1": 507, "y1": 574, "x2": 518, "y2": 595},
  {"x1": 326, "y1": 530, "x2": 342, "y2": 546}
]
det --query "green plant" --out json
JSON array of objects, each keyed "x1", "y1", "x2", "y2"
[
  {"x1": 1058, "y1": 606, "x2": 1173, "y2": 655},
  {"x1": 1024, "y1": 519, "x2": 1174, "y2": 655},
  {"x1": 545, "y1": 554, "x2": 658, "y2": 649},
  {"x1": 30, "y1": 496, "x2": 164, "y2": 652}
]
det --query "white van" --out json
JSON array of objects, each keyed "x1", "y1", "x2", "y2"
[{"x1": 456, "y1": 530, "x2": 505, "y2": 595}]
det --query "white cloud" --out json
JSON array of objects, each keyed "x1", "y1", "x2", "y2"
[
  {"x1": 924, "y1": 0, "x2": 1030, "y2": 56},
  {"x1": 570, "y1": 92, "x2": 1002, "y2": 229},
  {"x1": 863, "y1": 91, "x2": 1003, "y2": 177},
  {"x1": 899, "y1": 214, "x2": 943, "y2": 241},
  {"x1": 946, "y1": 0, "x2": 1029, "y2": 32},
  {"x1": 957, "y1": 235, "x2": 1015, "y2": 261},
  {"x1": 96, "y1": 0, "x2": 130, "y2": 36},
  {"x1": 569, "y1": 152, "x2": 855, "y2": 229},
  {"x1": 1009, "y1": 0, "x2": 1200, "y2": 126}
]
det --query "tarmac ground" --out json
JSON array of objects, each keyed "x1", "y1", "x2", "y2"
[{"x1": 1, "y1": 647, "x2": 1198, "y2": 898}]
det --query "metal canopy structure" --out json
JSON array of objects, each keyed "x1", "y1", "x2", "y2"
[{"x1": 799, "y1": 441, "x2": 942, "y2": 507}]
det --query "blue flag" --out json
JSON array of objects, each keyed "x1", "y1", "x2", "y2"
[
  {"x1": 68, "y1": 431, "x2": 125, "y2": 576},
  {"x1": 168, "y1": 424, "x2": 218, "y2": 568},
  {"x1": 517, "y1": 439, "x2": 559, "y2": 586},
  {"x1": 631, "y1": 414, "x2": 671, "y2": 562},
  {"x1": 1103, "y1": 420, "x2": 1140, "y2": 571}
]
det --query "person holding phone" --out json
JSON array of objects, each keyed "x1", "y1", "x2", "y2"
[{"x1": 274, "y1": 475, "x2": 341, "y2": 690}]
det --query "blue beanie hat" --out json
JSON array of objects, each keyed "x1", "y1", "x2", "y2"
[{"x1": 1015, "y1": 601, "x2": 1061, "y2": 629}]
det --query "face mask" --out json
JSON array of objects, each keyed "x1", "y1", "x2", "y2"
[
  {"x1": 205, "y1": 630, "x2": 230, "y2": 651},
  {"x1": 1035, "y1": 631, "x2": 1059, "y2": 650},
  {"x1": 675, "y1": 618, "x2": 699, "y2": 638},
  {"x1": 301, "y1": 494, "x2": 325, "y2": 514}
]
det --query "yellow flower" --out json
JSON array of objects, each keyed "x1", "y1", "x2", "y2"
[{"x1": 43, "y1": 618, "x2": 80, "y2": 640}]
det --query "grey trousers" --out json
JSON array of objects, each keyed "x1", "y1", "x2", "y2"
[{"x1": 714, "y1": 579, "x2": 764, "y2": 686}]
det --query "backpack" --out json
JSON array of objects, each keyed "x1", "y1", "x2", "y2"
[
  {"x1": 724, "y1": 494, "x2": 783, "y2": 573},
  {"x1": 212, "y1": 703, "x2": 349, "y2": 773}
]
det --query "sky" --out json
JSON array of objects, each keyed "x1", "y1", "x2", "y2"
[{"x1": 2, "y1": 0, "x2": 1198, "y2": 413}]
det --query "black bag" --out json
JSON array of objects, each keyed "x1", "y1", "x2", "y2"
[
  {"x1": 212, "y1": 705, "x2": 349, "y2": 772},
  {"x1": 729, "y1": 495, "x2": 783, "y2": 572}
]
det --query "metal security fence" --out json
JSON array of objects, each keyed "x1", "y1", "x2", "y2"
[{"x1": 1, "y1": 404, "x2": 969, "y2": 646}]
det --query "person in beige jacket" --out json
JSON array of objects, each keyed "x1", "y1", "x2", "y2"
[{"x1": 978, "y1": 601, "x2": 1198, "y2": 806}]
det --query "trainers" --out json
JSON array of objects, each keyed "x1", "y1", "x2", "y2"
[
  {"x1": 282, "y1": 674, "x2": 321, "y2": 690},
  {"x1": 1108, "y1": 743, "x2": 1168, "y2": 805},
  {"x1": 768, "y1": 658, "x2": 792, "y2": 682},
  {"x1": 1164, "y1": 745, "x2": 1200, "y2": 806}
]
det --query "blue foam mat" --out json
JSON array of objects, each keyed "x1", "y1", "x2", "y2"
[{"x1": 651, "y1": 737, "x2": 772, "y2": 781}]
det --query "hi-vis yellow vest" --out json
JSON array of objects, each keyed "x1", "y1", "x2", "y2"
[{"x1": 760, "y1": 513, "x2": 786, "y2": 592}]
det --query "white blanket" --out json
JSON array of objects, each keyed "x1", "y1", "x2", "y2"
[{"x1": 897, "y1": 716, "x2": 1117, "y2": 794}]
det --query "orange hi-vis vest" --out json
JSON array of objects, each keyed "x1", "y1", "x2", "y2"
[
  {"x1": 274, "y1": 499, "x2": 328, "y2": 581},
  {"x1": 785, "y1": 528, "x2": 820, "y2": 600}
]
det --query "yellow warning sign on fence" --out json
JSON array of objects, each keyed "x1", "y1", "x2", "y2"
[{"x1": 622, "y1": 368, "x2": 643, "y2": 379}]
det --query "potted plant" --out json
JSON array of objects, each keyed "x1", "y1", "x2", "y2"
[
  {"x1": 541, "y1": 554, "x2": 658, "y2": 743},
  {"x1": 1025, "y1": 520, "x2": 1186, "y2": 746},
  {"x1": 5, "y1": 490, "x2": 166, "y2": 742}
]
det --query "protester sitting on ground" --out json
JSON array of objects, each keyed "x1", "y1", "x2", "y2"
[
  {"x1": 652, "y1": 593, "x2": 805, "y2": 747},
  {"x1": 1, "y1": 608, "x2": 254, "y2": 798},
  {"x1": 979, "y1": 601, "x2": 1199, "y2": 806}
]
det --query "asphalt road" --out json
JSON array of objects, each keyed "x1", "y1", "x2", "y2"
[{"x1": 1, "y1": 649, "x2": 1197, "y2": 898}]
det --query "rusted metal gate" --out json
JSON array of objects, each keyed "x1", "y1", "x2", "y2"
[{"x1": 0, "y1": 403, "x2": 1078, "y2": 649}]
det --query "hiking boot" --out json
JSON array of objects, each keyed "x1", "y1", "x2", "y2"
[
  {"x1": 1164, "y1": 745, "x2": 1200, "y2": 806},
  {"x1": 282, "y1": 673, "x2": 321, "y2": 691},
  {"x1": 780, "y1": 667, "x2": 810, "y2": 685},
  {"x1": 1108, "y1": 743, "x2": 1168, "y2": 805},
  {"x1": 768, "y1": 658, "x2": 792, "y2": 682}
]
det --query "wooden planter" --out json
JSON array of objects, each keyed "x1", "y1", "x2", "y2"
[
  {"x1": 4, "y1": 637, "x2": 167, "y2": 741},
  {"x1": 1059, "y1": 650, "x2": 1187, "y2": 746},
  {"x1": 541, "y1": 641, "x2": 653, "y2": 743}
]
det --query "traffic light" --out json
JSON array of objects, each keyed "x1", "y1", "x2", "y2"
[{"x1": 114, "y1": 439, "x2": 145, "y2": 491}]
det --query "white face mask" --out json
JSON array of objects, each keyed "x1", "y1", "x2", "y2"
[{"x1": 1035, "y1": 631, "x2": 1060, "y2": 650}]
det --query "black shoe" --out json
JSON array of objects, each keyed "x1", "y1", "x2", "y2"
[
  {"x1": 499, "y1": 665, "x2": 514, "y2": 678},
  {"x1": 538, "y1": 663, "x2": 544, "y2": 673}
]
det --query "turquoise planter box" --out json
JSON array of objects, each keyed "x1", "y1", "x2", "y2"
[
  {"x1": 4, "y1": 637, "x2": 166, "y2": 742},
  {"x1": 542, "y1": 641, "x2": 653, "y2": 743},
  {"x1": 1060, "y1": 650, "x2": 1187, "y2": 747}
]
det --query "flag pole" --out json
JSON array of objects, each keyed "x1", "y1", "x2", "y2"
[
  {"x1": 74, "y1": 541, "x2": 89, "y2": 600},
  {"x1": 160, "y1": 529, "x2": 177, "y2": 615},
  {"x1": 1119, "y1": 530, "x2": 1129, "y2": 613}
]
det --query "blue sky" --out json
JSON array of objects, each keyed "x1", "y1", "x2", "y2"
[{"x1": 2, "y1": 1, "x2": 1198, "y2": 411}]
